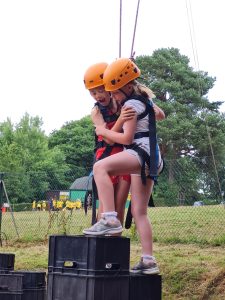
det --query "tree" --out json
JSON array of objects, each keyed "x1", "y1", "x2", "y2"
[
  {"x1": 0, "y1": 114, "x2": 69, "y2": 203},
  {"x1": 48, "y1": 116, "x2": 95, "y2": 181},
  {"x1": 136, "y1": 48, "x2": 225, "y2": 203}
]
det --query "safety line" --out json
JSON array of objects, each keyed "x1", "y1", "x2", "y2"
[
  {"x1": 119, "y1": 0, "x2": 122, "y2": 58},
  {"x1": 130, "y1": 0, "x2": 141, "y2": 58}
]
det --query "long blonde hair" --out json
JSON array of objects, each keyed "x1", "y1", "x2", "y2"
[{"x1": 132, "y1": 80, "x2": 156, "y2": 99}]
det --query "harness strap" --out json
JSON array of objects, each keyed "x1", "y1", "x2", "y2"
[
  {"x1": 134, "y1": 131, "x2": 149, "y2": 139},
  {"x1": 95, "y1": 140, "x2": 123, "y2": 150},
  {"x1": 126, "y1": 143, "x2": 152, "y2": 184},
  {"x1": 95, "y1": 101, "x2": 119, "y2": 123},
  {"x1": 123, "y1": 94, "x2": 158, "y2": 179},
  {"x1": 94, "y1": 101, "x2": 123, "y2": 161},
  {"x1": 91, "y1": 177, "x2": 98, "y2": 225},
  {"x1": 147, "y1": 100, "x2": 158, "y2": 177}
]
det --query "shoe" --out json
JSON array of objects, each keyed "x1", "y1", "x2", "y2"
[
  {"x1": 83, "y1": 218, "x2": 123, "y2": 236},
  {"x1": 130, "y1": 258, "x2": 160, "y2": 275}
]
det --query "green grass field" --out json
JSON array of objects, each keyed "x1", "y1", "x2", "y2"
[
  {"x1": 1, "y1": 205, "x2": 225, "y2": 299},
  {"x1": 1, "y1": 205, "x2": 225, "y2": 245}
]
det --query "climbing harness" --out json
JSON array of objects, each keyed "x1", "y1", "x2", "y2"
[{"x1": 123, "y1": 94, "x2": 159, "y2": 184}]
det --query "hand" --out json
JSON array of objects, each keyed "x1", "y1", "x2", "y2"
[
  {"x1": 91, "y1": 107, "x2": 105, "y2": 126},
  {"x1": 95, "y1": 125, "x2": 106, "y2": 136},
  {"x1": 119, "y1": 106, "x2": 136, "y2": 123}
]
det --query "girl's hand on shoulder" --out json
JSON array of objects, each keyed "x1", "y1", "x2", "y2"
[
  {"x1": 119, "y1": 106, "x2": 136, "y2": 123},
  {"x1": 91, "y1": 107, "x2": 105, "y2": 126}
]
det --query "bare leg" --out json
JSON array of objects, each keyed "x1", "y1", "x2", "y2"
[
  {"x1": 93, "y1": 151, "x2": 140, "y2": 213},
  {"x1": 114, "y1": 178, "x2": 130, "y2": 225},
  {"x1": 131, "y1": 175, "x2": 154, "y2": 255}
]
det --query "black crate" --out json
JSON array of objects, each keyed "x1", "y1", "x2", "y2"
[
  {"x1": 48, "y1": 235, "x2": 130, "y2": 275},
  {"x1": 0, "y1": 270, "x2": 10, "y2": 274},
  {"x1": 47, "y1": 272, "x2": 129, "y2": 300},
  {"x1": 129, "y1": 273, "x2": 162, "y2": 300},
  {"x1": 0, "y1": 253, "x2": 15, "y2": 271},
  {"x1": 10, "y1": 271, "x2": 46, "y2": 288},
  {"x1": 10, "y1": 271, "x2": 46, "y2": 300},
  {"x1": 0, "y1": 273, "x2": 23, "y2": 300}
]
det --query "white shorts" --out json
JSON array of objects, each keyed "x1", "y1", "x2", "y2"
[{"x1": 125, "y1": 148, "x2": 163, "y2": 176}]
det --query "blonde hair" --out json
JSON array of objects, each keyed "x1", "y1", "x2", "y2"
[{"x1": 132, "y1": 80, "x2": 156, "y2": 99}]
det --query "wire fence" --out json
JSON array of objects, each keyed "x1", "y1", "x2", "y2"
[{"x1": 0, "y1": 156, "x2": 225, "y2": 245}]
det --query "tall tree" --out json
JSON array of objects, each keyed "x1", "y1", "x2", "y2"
[
  {"x1": 48, "y1": 116, "x2": 94, "y2": 181},
  {"x1": 0, "y1": 114, "x2": 69, "y2": 203},
  {"x1": 136, "y1": 48, "x2": 225, "y2": 203}
]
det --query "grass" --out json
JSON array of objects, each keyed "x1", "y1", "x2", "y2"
[
  {"x1": 1, "y1": 205, "x2": 225, "y2": 245},
  {"x1": 1, "y1": 205, "x2": 225, "y2": 298},
  {"x1": 1, "y1": 240, "x2": 225, "y2": 299}
]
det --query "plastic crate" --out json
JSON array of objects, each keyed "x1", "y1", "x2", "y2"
[
  {"x1": 48, "y1": 235, "x2": 130, "y2": 275},
  {"x1": 47, "y1": 272, "x2": 129, "y2": 300},
  {"x1": 129, "y1": 273, "x2": 162, "y2": 300},
  {"x1": 0, "y1": 273, "x2": 23, "y2": 300},
  {"x1": 0, "y1": 253, "x2": 15, "y2": 271},
  {"x1": 10, "y1": 271, "x2": 46, "y2": 300}
]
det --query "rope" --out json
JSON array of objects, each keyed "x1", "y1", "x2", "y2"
[
  {"x1": 130, "y1": 0, "x2": 141, "y2": 58},
  {"x1": 185, "y1": 0, "x2": 224, "y2": 202},
  {"x1": 119, "y1": 0, "x2": 122, "y2": 58}
]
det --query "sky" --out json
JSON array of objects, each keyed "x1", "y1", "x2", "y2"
[{"x1": 0, "y1": 0, "x2": 224, "y2": 135}]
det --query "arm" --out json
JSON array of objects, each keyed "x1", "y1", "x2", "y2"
[
  {"x1": 91, "y1": 106, "x2": 114, "y2": 145},
  {"x1": 153, "y1": 103, "x2": 165, "y2": 120},
  {"x1": 91, "y1": 106, "x2": 105, "y2": 127},
  {"x1": 95, "y1": 116, "x2": 137, "y2": 146},
  {"x1": 111, "y1": 106, "x2": 136, "y2": 132}
]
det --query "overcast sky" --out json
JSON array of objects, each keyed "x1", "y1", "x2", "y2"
[{"x1": 0, "y1": 0, "x2": 224, "y2": 134}]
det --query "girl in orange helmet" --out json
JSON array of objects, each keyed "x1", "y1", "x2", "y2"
[
  {"x1": 84, "y1": 62, "x2": 135, "y2": 226},
  {"x1": 83, "y1": 58, "x2": 165, "y2": 275}
]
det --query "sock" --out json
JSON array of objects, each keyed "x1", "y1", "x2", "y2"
[
  {"x1": 101, "y1": 211, "x2": 118, "y2": 222},
  {"x1": 141, "y1": 254, "x2": 156, "y2": 264}
]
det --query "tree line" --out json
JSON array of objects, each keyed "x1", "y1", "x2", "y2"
[{"x1": 1, "y1": 48, "x2": 224, "y2": 204}]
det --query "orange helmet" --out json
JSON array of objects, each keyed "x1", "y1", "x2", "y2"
[
  {"x1": 84, "y1": 62, "x2": 108, "y2": 89},
  {"x1": 103, "y1": 58, "x2": 141, "y2": 91}
]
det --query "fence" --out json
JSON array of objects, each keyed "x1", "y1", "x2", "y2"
[{"x1": 0, "y1": 156, "x2": 225, "y2": 245}]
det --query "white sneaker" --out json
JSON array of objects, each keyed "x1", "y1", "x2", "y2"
[
  {"x1": 83, "y1": 218, "x2": 123, "y2": 236},
  {"x1": 131, "y1": 258, "x2": 160, "y2": 275}
]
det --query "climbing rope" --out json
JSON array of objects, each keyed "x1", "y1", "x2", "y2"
[
  {"x1": 185, "y1": 0, "x2": 224, "y2": 202},
  {"x1": 119, "y1": 0, "x2": 122, "y2": 58},
  {"x1": 130, "y1": 0, "x2": 141, "y2": 58},
  {"x1": 118, "y1": 0, "x2": 141, "y2": 59}
]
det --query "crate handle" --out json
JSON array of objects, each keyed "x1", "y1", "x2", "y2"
[
  {"x1": 105, "y1": 263, "x2": 120, "y2": 270},
  {"x1": 63, "y1": 261, "x2": 77, "y2": 268}
]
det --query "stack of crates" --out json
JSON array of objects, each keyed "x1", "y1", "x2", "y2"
[
  {"x1": 0, "y1": 253, "x2": 15, "y2": 274},
  {"x1": 10, "y1": 271, "x2": 46, "y2": 300},
  {"x1": 129, "y1": 273, "x2": 162, "y2": 300},
  {"x1": 47, "y1": 235, "x2": 130, "y2": 300},
  {"x1": 47, "y1": 235, "x2": 162, "y2": 300},
  {"x1": 0, "y1": 253, "x2": 46, "y2": 300}
]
